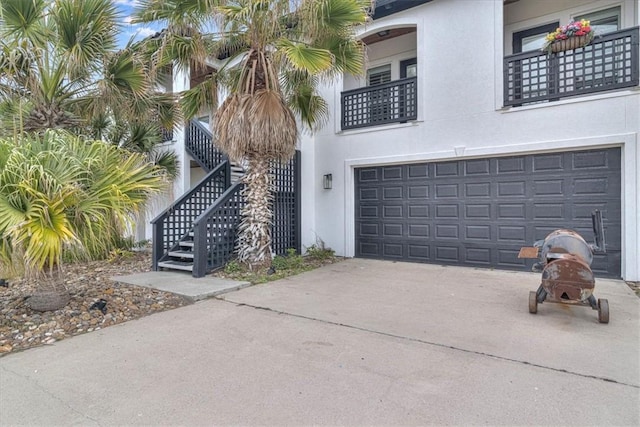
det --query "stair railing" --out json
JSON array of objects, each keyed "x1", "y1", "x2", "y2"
[
  {"x1": 192, "y1": 183, "x2": 246, "y2": 277},
  {"x1": 152, "y1": 161, "x2": 231, "y2": 270},
  {"x1": 185, "y1": 120, "x2": 226, "y2": 172}
]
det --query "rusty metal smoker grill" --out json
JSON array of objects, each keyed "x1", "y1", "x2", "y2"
[{"x1": 519, "y1": 210, "x2": 609, "y2": 324}]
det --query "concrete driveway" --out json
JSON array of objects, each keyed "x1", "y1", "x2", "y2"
[{"x1": 1, "y1": 259, "x2": 639, "y2": 425}]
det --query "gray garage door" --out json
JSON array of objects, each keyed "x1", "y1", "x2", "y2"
[{"x1": 355, "y1": 148, "x2": 621, "y2": 278}]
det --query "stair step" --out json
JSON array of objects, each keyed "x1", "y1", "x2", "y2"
[
  {"x1": 179, "y1": 241, "x2": 194, "y2": 248},
  {"x1": 158, "y1": 260, "x2": 194, "y2": 272},
  {"x1": 168, "y1": 250, "x2": 194, "y2": 259}
]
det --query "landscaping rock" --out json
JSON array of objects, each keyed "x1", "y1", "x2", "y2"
[{"x1": 0, "y1": 252, "x2": 190, "y2": 356}]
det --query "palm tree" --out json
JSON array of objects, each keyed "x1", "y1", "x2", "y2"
[
  {"x1": 0, "y1": 0, "x2": 179, "y2": 156},
  {"x1": 135, "y1": 0, "x2": 370, "y2": 267}
]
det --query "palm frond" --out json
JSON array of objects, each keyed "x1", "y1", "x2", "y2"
[
  {"x1": 0, "y1": 0, "x2": 48, "y2": 46},
  {"x1": 180, "y1": 74, "x2": 218, "y2": 120},
  {"x1": 52, "y1": 0, "x2": 120, "y2": 78},
  {"x1": 275, "y1": 38, "x2": 334, "y2": 74}
]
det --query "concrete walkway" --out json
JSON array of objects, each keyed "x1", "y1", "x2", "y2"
[
  {"x1": 112, "y1": 271, "x2": 251, "y2": 301},
  {"x1": 1, "y1": 259, "x2": 638, "y2": 425}
]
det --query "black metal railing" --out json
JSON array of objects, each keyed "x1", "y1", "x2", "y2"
[
  {"x1": 151, "y1": 161, "x2": 230, "y2": 270},
  {"x1": 192, "y1": 183, "x2": 245, "y2": 277},
  {"x1": 341, "y1": 77, "x2": 417, "y2": 130},
  {"x1": 504, "y1": 27, "x2": 639, "y2": 106},
  {"x1": 271, "y1": 151, "x2": 301, "y2": 256},
  {"x1": 190, "y1": 151, "x2": 302, "y2": 277},
  {"x1": 153, "y1": 118, "x2": 301, "y2": 276},
  {"x1": 185, "y1": 120, "x2": 225, "y2": 172}
]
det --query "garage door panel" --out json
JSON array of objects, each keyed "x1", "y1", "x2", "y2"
[
  {"x1": 408, "y1": 185, "x2": 429, "y2": 199},
  {"x1": 382, "y1": 166, "x2": 403, "y2": 180},
  {"x1": 435, "y1": 162, "x2": 459, "y2": 177},
  {"x1": 383, "y1": 223, "x2": 404, "y2": 237},
  {"x1": 465, "y1": 247, "x2": 492, "y2": 264},
  {"x1": 533, "y1": 203, "x2": 565, "y2": 220},
  {"x1": 497, "y1": 225, "x2": 527, "y2": 243},
  {"x1": 408, "y1": 205, "x2": 429, "y2": 218},
  {"x1": 358, "y1": 241, "x2": 380, "y2": 257},
  {"x1": 533, "y1": 153, "x2": 565, "y2": 171},
  {"x1": 435, "y1": 246, "x2": 459, "y2": 262},
  {"x1": 464, "y1": 159, "x2": 491, "y2": 175},
  {"x1": 464, "y1": 225, "x2": 492, "y2": 241},
  {"x1": 497, "y1": 157, "x2": 526, "y2": 173},
  {"x1": 408, "y1": 224, "x2": 430, "y2": 238},
  {"x1": 358, "y1": 169, "x2": 378, "y2": 181},
  {"x1": 359, "y1": 205, "x2": 379, "y2": 218},
  {"x1": 466, "y1": 204, "x2": 492, "y2": 219},
  {"x1": 407, "y1": 244, "x2": 430, "y2": 260},
  {"x1": 382, "y1": 205, "x2": 403, "y2": 218},
  {"x1": 497, "y1": 249, "x2": 526, "y2": 267},
  {"x1": 498, "y1": 203, "x2": 526, "y2": 219},
  {"x1": 355, "y1": 148, "x2": 621, "y2": 278},
  {"x1": 359, "y1": 223, "x2": 379, "y2": 237},
  {"x1": 572, "y1": 150, "x2": 614, "y2": 169},
  {"x1": 435, "y1": 204, "x2": 459, "y2": 218},
  {"x1": 497, "y1": 181, "x2": 527, "y2": 197},
  {"x1": 435, "y1": 224, "x2": 459, "y2": 239},
  {"x1": 359, "y1": 187, "x2": 379, "y2": 200},
  {"x1": 382, "y1": 242, "x2": 403, "y2": 258},
  {"x1": 533, "y1": 179, "x2": 564, "y2": 196},
  {"x1": 465, "y1": 182, "x2": 492, "y2": 197},
  {"x1": 408, "y1": 164, "x2": 429, "y2": 178},
  {"x1": 382, "y1": 186, "x2": 403, "y2": 199}
]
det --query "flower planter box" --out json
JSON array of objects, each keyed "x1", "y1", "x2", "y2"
[{"x1": 550, "y1": 34, "x2": 590, "y2": 53}]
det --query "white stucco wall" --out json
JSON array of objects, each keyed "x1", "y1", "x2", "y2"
[{"x1": 305, "y1": 0, "x2": 640, "y2": 280}]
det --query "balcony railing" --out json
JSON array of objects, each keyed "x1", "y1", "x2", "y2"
[
  {"x1": 341, "y1": 77, "x2": 417, "y2": 130},
  {"x1": 504, "y1": 27, "x2": 639, "y2": 107}
]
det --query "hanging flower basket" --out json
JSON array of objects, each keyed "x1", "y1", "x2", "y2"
[{"x1": 543, "y1": 20, "x2": 594, "y2": 54}]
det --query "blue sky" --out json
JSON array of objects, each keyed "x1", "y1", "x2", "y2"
[{"x1": 113, "y1": 0, "x2": 163, "y2": 47}]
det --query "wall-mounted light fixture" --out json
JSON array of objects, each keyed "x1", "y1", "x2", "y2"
[
  {"x1": 376, "y1": 30, "x2": 390, "y2": 37},
  {"x1": 323, "y1": 174, "x2": 333, "y2": 190}
]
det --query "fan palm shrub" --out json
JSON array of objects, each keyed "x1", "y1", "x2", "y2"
[
  {"x1": 0, "y1": 131, "x2": 165, "y2": 310},
  {"x1": 135, "y1": 0, "x2": 370, "y2": 267}
]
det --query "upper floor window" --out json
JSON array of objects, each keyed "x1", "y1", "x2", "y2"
[
  {"x1": 574, "y1": 6, "x2": 620, "y2": 35},
  {"x1": 367, "y1": 64, "x2": 391, "y2": 86},
  {"x1": 513, "y1": 22, "x2": 559, "y2": 53},
  {"x1": 400, "y1": 58, "x2": 417, "y2": 78}
]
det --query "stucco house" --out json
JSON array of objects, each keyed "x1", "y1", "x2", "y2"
[{"x1": 149, "y1": 0, "x2": 640, "y2": 281}]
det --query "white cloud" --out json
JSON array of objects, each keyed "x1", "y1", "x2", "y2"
[
  {"x1": 123, "y1": 16, "x2": 134, "y2": 24},
  {"x1": 135, "y1": 27, "x2": 158, "y2": 38}
]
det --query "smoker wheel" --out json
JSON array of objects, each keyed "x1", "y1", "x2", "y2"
[
  {"x1": 597, "y1": 299, "x2": 609, "y2": 324},
  {"x1": 529, "y1": 291, "x2": 538, "y2": 314}
]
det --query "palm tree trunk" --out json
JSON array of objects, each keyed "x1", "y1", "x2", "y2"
[
  {"x1": 27, "y1": 274, "x2": 70, "y2": 312},
  {"x1": 236, "y1": 155, "x2": 273, "y2": 268}
]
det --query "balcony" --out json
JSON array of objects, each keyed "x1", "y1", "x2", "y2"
[
  {"x1": 504, "y1": 27, "x2": 639, "y2": 107},
  {"x1": 341, "y1": 77, "x2": 417, "y2": 130}
]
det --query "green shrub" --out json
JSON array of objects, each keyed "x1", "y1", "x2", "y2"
[
  {"x1": 0, "y1": 131, "x2": 165, "y2": 279},
  {"x1": 224, "y1": 260, "x2": 242, "y2": 273},
  {"x1": 271, "y1": 249, "x2": 303, "y2": 271},
  {"x1": 306, "y1": 243, "x2": 335, "y2": 261}
]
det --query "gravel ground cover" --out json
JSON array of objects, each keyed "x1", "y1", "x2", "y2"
[{"x1": 0, "y1": 252, "x2": 190, "y2": 356}]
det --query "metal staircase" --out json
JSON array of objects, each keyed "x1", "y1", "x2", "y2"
[{"x1": 151, "y1": 121, "x2": 301, "y2": 278}]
